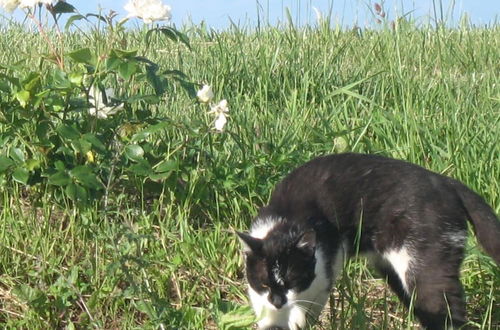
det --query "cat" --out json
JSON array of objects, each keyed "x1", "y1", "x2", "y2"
[{"x1": 237, "y1": 153, "x2": 500, "y2": 330}]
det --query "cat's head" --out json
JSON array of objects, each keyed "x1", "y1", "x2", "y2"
[{"x1": 237, "y1": 218, "x2": 326, "y2": 329}]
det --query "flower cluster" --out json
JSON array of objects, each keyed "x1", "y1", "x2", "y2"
[
  {"x1": 124, "y1": 0, "x2": 172, "y2": 24},
  {"x1": 197, "y1": 85, "x2": 229, "y2": 132},
  {"x1": 0, "y1": 0, "x2": 53, "y2": 12}
]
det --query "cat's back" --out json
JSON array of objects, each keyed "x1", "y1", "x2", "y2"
[
  {"x1": 274, "y1": 152, "x2": 434, "y2": 192},
  {"x1": 265, "y1": 153, "x2": 457, "y2": 218}
]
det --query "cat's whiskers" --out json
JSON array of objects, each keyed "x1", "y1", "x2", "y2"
[
  {"x1": 292, "y1": 299, "x2": 324, "y2": 307},
  {"x1": 290, "y1": 302, "x2": 318, "y2": 319}
]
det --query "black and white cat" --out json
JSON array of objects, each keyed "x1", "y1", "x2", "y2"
[{"x1": 237, "y1": 153, "x2": 499, "y2": 330}]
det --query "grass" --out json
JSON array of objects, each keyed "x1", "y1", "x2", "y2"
[{"x1": 0, "y1": 14, "x2": 499, "y2": 329}]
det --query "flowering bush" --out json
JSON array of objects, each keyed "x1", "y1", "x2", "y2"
[{"x1": 0, "y1": 0, "x2": 229, "y2": 208}]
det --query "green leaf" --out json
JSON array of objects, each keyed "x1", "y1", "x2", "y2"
[
  {"x1": 0, "y1": 72, "x2": 21, "y2": 89},
  {"x1": 106, "y1": 55, "x2": 122, "y2": 71},
  {"x1": 0, "y1": 80, "x2": 9, "y2": 93},
  {"x1": 48, "y1": 171, "x2": 71, "y2": 186},
  {"x1": 0, "y1": 155, "x2": 14, "y2": 173},
  {"x1": 146, "y1": 64, "x2": 167, "y2": 95},
  {"x1": 131, "y1": 121, "x2": 170, "y2": 142},
  {"x1": 124, "y1": 144, "x2": 144, "y2": 162},
  {"x1": 111, "y1": 49, "x2": 138, "y2": 59},
  {"x1": 68, "y1": 48, "x2": 95, "y2": 66},
  {"x1": 69, "y1": 166, "x2": 102, "y2": 190},
  {"x1": 10, "y1": 148, "x2": 25, "y2": 163},
  {"x1": 129, "y1": 160, "x2": 153, "y2": 176},
  {"x1": 147, "y1": 27, "x2": 191, "y2": 50},
  {"x1": 82, "y1": 133, "x2": 106, "y2": 153},
  {"x1": 36, "y1": 121, "x2": 51, "y2": 141},
  {"x1": 54, "y1": 161, "x2": 66, "y2": 171},
  {"x1": 85, "y1": 13, "x2": 107, "y2": 24},
  {"x1": 57, "y1": 124, "x2": 80, "y2": 140},
  {"x1": 22, "y1": 72, "x2": 41, "y2": 91},
  {"x1": 12, "y1": 167, "x2": 29, "y2": 185},
  {"x1": 52, "y1": 1, "x2": 76, "y2": 14},
  {"x1": 68, "y1": 72, "x2": 84, "y2": 85},
  {"x1": 71, "y1": 139, "x2": 92, "y2": 154},
  {"x1": 65, "y1": 14, "x2": 85, "y2": 30},
  {"x1": 25, "y1": 159, "x2": 40, "y2": 171},
  {"x1": 118, "y1": 60, "x2": 138, "y2": 80},
  {"x1": 52, "y1": 70, "x2": 72, "y2": 89},
  {"x1": 65, "y1": 183, "x2": 88, "y2": 202},
  {"x1": 15, "y1": 90, "x2": 30, "y2": 107},
  {"x1": 154, "y1": 159, "x2": 178, "y2": 173},
  {"x1": 33, "y1": 90, "x2": 50, "y2": 108},
  {"x1": 149, "y1": 171, "x2": 173, "y2": 181}
]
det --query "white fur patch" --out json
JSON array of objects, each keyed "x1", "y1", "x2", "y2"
[
  {"x1": 331, "y1": 240, "x2": 347, "y2": 279},
  {"x1": 249, "y1": 247, "x2": 333, "y2": 330},
  {"x1": 250, "y1": 216, "x2": 283, "y2": 239},
  {"x1": 383, "y1": 246, "x2": 413, "y2": 293},
  {"x1": 272, "y1": 261, "x2": 285, "y2": 286}
]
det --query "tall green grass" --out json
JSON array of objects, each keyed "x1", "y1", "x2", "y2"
[{"x1": 0, "y1": 17, "x2": 498, "y2": 328}]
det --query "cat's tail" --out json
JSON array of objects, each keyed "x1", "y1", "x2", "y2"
[{"x1": 453, "y1": 180, "x2": 500, "y2": 264}]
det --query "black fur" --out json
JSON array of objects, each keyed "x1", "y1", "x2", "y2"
[{"x1": 239, "y1": 153, "x2": 499, "y2": 330}]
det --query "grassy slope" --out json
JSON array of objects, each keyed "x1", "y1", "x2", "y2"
[{"x1": 0, "y1": 20, "x2": 499, "y2": 328}]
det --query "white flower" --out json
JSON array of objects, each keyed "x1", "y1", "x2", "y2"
[
  {"x1": 19, "y1": 0, "x2": 53, "y2": 8},
  {"x1": 214, "y1": 112, "x2": 227, "y2": 132},
  {"x1": 209, "y1": 99, "x2": 229, "y2": 132},
  {"x1": 1, "y1": 0, "x2": 54, "y2": 12},
  {"x1": 196, "y1": 84, "x2": 214, "y2": 103},
  {"x1": 88, "y1": 86, "x2": 124, "y2": 119},
  {"x1": 124, "y1": 0, "x2": 172, "y2": 24},
  {"x1": 0, "y1": 0, "x2": 20, "y2": 12},
  {"x1": 208, "y1": 99, "x2": 229, "y2": 115}
]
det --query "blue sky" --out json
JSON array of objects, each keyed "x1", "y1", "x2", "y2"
[
  {"x1": 78, "y1": 0, "x2": 499, "y2": 29},
  {"x1": 3, "y1": 0, "x2": 500, "y2": 29}
]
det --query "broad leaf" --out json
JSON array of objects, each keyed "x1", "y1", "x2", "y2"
[
  {"x1": 69, "y1": 166, "x2": 102, "y2": 190},
  {"x1": 68, "y1": 48, "x2": 95, "y2": 66},
  {"x1": 129, "y1": 160, "x2": 153, "y2": 176},
  {"x1": 12, "y1": 167, "x2": 29, "y2": 185},
  {"x1": 124, "y1": 144, "x2": 144, "y2": 162},
  {"x1": 154, "y1": 159, "x2": 178, "y2": 173},
  {"x1": 118, "y1": 60, "x2": 138, "y2": 80},
  {"x1": 15, "y1": 90, "x2": 30, "y2": 107},
  {"x1": 48, "y1": 171, "x2": 71, "y2": 186},
  {"x1": 10, "y1": 148, "x2": 25, "y2": 163},
  {"x1": 52, "y1": 1, "x2": 76, "y2": 14},
  {"x1": 57, "y1": 124, "x2": 80, "y2": 140},
  {"x1": 82, "y1": 133, "x2": 106, "y2": 153},
  {"x1": 52, "y1": 70, "x2": 72, "y2": 89},
  {"x1": 0, "y1": 155, "x2": 14, "y2": 173},
  {"x1": 65, "y1": 182, "x2": 88, "y2": 202}
]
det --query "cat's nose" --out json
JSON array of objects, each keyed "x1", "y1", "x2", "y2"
[{"x1": 269, "y1": 292, "x2": 287, "y2": 309}]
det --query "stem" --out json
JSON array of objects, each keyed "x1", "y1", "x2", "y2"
[{"x1": 27, "y1": 10, "x2": 64, "y2": 70}]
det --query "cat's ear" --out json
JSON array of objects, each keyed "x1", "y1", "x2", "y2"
[
  {"x1": 296, "y1": 230, "x2": 316, "y2": 256},
  {"x1": 237, "y1": 231, "x2": 262, "y2": 254}
]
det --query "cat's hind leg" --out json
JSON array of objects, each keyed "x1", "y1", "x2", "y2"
[{"x1": 380, "y1": 242, "x2": 467, "y2": 330}]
